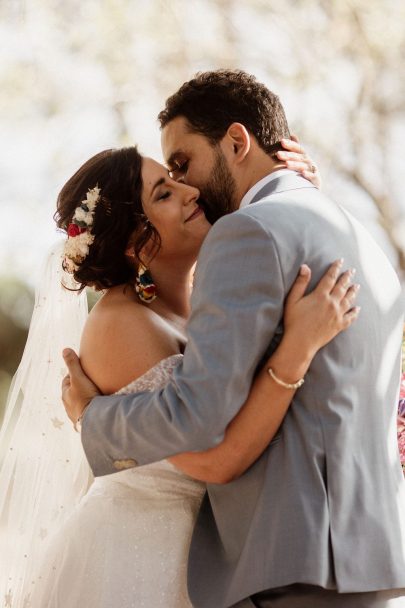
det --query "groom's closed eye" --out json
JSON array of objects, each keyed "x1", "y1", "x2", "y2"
[{"x1": 169, "y1": 160, "x2": 189, "y2": 181}]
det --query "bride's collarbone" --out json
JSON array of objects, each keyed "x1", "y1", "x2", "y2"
[
  {"x1": 145, "y1": 300, "x2": 187, "y2": 339},
  {"x1": 150, "y1": 310, "x2": 187, "y2": 352}
]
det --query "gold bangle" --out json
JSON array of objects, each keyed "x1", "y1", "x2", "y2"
[
  {"x1": 73, "y1": 407, "x2": 88, "y2": 433},
  {"x1": 73, "y1": 416, "x2": 81, "y2": 433},
  {"x1": 267, "y1": 367, "x2": 305, "y2": 390}
]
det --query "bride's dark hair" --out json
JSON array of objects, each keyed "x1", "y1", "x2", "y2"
[{"x1": 55, "y1": 146, "x2": 160, "y2": 291}]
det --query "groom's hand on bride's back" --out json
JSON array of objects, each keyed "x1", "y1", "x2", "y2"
[{"x1": 62, "y1": 348, "x2": 101, "y2": 426}]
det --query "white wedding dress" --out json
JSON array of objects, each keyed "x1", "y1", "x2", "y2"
[{"x1": 29, "y1": 354, "x2": 205, "y2": 607}]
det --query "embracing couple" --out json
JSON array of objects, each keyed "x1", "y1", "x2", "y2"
[{"x1": 6, "y1": 70, "x2": 405, "y2": 607}]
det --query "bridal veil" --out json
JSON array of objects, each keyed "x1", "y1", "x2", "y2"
[{"x1": 0, "y1": 241, "x2": 92, "y2": 606}]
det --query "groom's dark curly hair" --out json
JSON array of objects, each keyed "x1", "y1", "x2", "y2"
[{"x1": 158, "y1": 69, "x2": 290, "y2": 152}]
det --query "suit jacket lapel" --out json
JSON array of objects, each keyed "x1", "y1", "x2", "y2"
[{"x1": 250, "y1": 172, "x2": 316, "y2": 205}]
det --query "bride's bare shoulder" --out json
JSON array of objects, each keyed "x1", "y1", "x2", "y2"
[{"x1": 79, "y1": 285, "x2": 180, "y2": 395}]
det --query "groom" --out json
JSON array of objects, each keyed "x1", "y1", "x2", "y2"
[{"x1": 63, "y1": 70, "x2": 405, "y2": 607}]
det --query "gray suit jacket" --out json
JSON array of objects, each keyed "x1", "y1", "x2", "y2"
[{"x1": 82, "y1": 173, "x2": 405, "y2": 607}]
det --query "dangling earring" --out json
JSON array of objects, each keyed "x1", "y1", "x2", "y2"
[{"x1": 135, "y1": 264, "x2": 157, "y2": 303}]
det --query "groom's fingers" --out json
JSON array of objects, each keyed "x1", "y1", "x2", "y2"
[
  {"x1": 62, "y1": 348, "x2": 83, "y2": 382},
  {"x1": 62, "y1": 374, "x2": 71, "y2": 390}
]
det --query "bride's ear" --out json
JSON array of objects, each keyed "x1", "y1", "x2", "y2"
[
  {"x1": 130, "y1": 241, "x2": 155, "y2": 269},
  {"x1": 126, "y1": 224, "x2": 158, "y2": 267},
  {"x1": 125, "y1": 244, "x2": 136, "y2": 258},
  {"x1": 125, "y1": 237, "x2": 137, "y2": 261}
]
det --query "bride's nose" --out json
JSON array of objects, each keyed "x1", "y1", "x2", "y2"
[{"x1": 182, "y1": 184, "x2": 200, "y2": 205}]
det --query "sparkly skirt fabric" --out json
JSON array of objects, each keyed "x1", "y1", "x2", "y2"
[
  {"x1": 29, "y1": 355, "x2": 205, "y2": 607},
  {"x1": 30, "y1": 462, "x2": 204, "y2": 607}
]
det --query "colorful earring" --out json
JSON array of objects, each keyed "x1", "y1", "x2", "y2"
[{"x1": 135, "y1": 264, "x2": 157, "y2": 303}]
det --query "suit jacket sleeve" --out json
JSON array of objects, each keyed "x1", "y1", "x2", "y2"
[{"x1": 81, "y1": 209, "x2": 286, "y2": 476}]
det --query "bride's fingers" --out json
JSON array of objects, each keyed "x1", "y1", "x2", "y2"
[
  {"x1": 330, "y1": 268, "x2": 356, "y2": 299},
  {"x1": 341, "y1": 284, "x2": 360, "y2": 311},
  {"x1": 280, "y1": 137, "x2": 303, "y2": 154},
  {"x1": 342, "y1": 306, "x2": 361, "y2": 328},
  {"x1": 279, "y1": 138, "x2": 321, "y2": 187},
  {"x1": 314, "y1": 259, "x2": 344, "y2": 294},
  {"x1": 277, "y1": 151, "x2": 308, "y2": 163},
  {"x1": 302, "y1": 169, "x2": 318, "y2": 180},
  {"x1": 283, "y1": 160, "x2": 314, "y2": 173},
  {"x1": 286, "y1": 264, "x2": 312, "y2": 305},
  {"x1": 301, "y1": 168, "x2": 322, "y2": 189},
  {"x1": 277, "y1": 152, "x2": 312, "y2": 172},
  {"x1": 277, "y1": 152, "x2": 316, "y2": 175},
  {"x1": 279, "y1": 137, "x2": 317, "y2": 173}
]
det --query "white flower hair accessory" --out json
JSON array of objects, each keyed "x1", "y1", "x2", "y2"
[{"x1": 62, "y1": 186, "x2": 101, "y2": 274}]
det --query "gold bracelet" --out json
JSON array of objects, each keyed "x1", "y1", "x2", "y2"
[
  {"x1": 267, "y1": 367, "x2": 305, "y2": 390},
  {"x1": 73, "y1": 407, "x2": 88, "y2": 433}
]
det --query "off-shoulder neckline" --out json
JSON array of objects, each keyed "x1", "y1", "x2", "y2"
[{"x1": 114, "y1": 354, "x2": 183, "y2": 395}]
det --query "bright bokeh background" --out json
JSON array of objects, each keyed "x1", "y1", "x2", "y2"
[{"x1": 1, "y1": 0, "x2": 405, "y2": 416}]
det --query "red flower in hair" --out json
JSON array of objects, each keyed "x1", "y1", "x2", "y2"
[{"x1": 68, "y1": 223, "x2": 86, "y2": 237}]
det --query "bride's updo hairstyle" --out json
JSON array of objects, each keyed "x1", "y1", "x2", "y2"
[{"x1": 55, "y1": 146, "x2": 160, "y2": 291}]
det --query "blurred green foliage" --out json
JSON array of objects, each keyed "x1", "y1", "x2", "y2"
[{"x1": 0, "y1": 277, "x2": 33, "y2": 422}]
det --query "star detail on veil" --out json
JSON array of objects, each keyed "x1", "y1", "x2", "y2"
[
  {"x1": 39, "y1": 527, "x2": 48, "y2": 540},
  {"x1": 23, "y1": 593, "x2": 31, "y2": 607},
  {"x1": 51, "y1": 417, "x2": 64, "y2": 429}
]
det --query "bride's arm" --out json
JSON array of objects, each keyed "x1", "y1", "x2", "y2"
[{"x1": 169, "y1": 260, "x2": 359, "y2": 483}]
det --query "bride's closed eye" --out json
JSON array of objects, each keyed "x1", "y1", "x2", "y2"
[{"x1": 158, "y1": 191, "x2": 171, "y2": 201}]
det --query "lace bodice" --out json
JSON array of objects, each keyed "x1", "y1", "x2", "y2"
[{"x1": 115, "y1": 353, "x2": 183, "y2": 395}]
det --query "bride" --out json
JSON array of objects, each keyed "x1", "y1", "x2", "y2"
[{"x1": 0, "y1": 144, "x2": 359, "y2": 607}]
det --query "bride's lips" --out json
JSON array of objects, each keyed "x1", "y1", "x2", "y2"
[{"x1": 185, "y1": 206, "x2": 204, "y2": 222}]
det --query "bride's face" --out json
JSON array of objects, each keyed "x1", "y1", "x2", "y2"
[{"x1": 141, "y1": 157, "x2": 211, "y2": 262}]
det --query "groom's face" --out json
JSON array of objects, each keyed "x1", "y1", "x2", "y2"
[{"x1": 161, "y1": 116, "x2": 238, "y2": 224}]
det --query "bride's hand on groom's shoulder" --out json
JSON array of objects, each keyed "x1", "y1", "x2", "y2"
[
  {"x1": 282, "y1": 259, "x2": 361, "y2": 361},
  {"x1": 276, "y1": 134, "x2": 322, "y2": 190},
  {"x1": 62, "y1": 348, "x2": 101, "y2": 427}
]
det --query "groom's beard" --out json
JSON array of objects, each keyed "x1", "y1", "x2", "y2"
[{"x1": 198, "y1": 149, "x2": 238, "y2": 225}]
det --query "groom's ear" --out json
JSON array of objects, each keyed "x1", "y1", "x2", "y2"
[{"x1": 225, "y1": 122, "x2": 251, "y2": 164}]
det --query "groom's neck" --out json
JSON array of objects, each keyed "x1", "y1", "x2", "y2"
[{"x1": 237, "y1": 150, "x2": 287, "y2": 204}]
